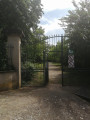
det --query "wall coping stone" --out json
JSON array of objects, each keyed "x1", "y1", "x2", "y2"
[{"x1": 0, "y1": 70, "x2": 16, "y2": 73}]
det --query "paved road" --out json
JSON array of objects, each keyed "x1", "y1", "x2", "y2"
[{"x1": 0, "y1": 63, "x2": 90, "y2": 120}]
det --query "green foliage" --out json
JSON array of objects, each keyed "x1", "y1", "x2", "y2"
[
  {"x1": 0, "y1": 0, "x2": 43, "y2": 35},
  {"x1": 0, "y1": 0, "x2": 43, "y2": 71},
  {"x1": 48, "y1": 42, "x2": 61, "y2": 63},
  {"x1": 21, "y1": 62, "x2": 35, "y2": 83},
  {"x1": 0, "y1": 30, "x2": 8, "y2": 71},
  {"x1": 21, "y1": 27, "x2": 46, "y2": 64},
  {"x1": 63, "y1": 40, "x2": 69, "y2": 66},
  {"x1": 48, "y1": 40, "x2": 68, "y2": 65},
  {"x1": 21, "y1": 27, "x2": 46, "y2": 83},
  {"x1": 60, "y1": 0, "x2": 90, "y2": 68},
  {"x1": 21, "y1": 61, "x2": 44, "y2": 85}
]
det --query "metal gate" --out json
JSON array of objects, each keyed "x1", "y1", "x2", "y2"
[
  {"x1": 21, "y1": 34, "x2": 90, "y2": 87},
  {"x1": 61, "y1": 35, "x2": 90, "y2": 86},
  {"x1": 21, "y1": 35, "x2": 64, "y2": 87},
  {"x1": 21, "y1": 36, "x2": 46, "y2": 86},
  {"x1": 44, "y1": 35, "x2": 63, "y2": 85}
]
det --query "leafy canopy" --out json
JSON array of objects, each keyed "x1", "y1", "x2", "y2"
[
  {"x1": 0, "y1": 0, "x2": 44, "y2": 70},
  {"x1": 0, "y1": 0, "x2": 43, "y2": 35},
  {"x1": 60, "y1": 0, "x2": 90, "y2": 68}
]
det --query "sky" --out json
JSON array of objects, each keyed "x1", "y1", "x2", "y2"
[{"x1": 39, "y1": 0, "x2": 81, "y2": 35}]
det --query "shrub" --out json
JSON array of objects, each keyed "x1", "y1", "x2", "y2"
[{"x1": 21, "y1": 62, "x2": 35, "y2": 83}]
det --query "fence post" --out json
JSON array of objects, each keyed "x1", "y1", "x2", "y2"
[
  {"x1": 45, "y1": 53, "x2": 49, "y2": 85},
  {"x1": 61, "y1": 35, "x2": 64, "y2": 86},
  {"x1": 7, "y1": 31, "x2": 22, "y2": 88}
]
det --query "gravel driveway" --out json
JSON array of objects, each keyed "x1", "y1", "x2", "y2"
[
  {"x1": 0, "y1": 63, "x2": 90, "y2": 120},
  {"x1": 0, "y1": 85, "x2": 90, "y2": 120}
]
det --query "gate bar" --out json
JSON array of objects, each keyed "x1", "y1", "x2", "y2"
[{"x1": 61, "y1": 35, "x2": 64, "y2": 86}]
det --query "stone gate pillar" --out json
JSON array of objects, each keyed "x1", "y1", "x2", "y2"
[{"x1": 7, "y1": 30, "x2": 22, "y2": 88}]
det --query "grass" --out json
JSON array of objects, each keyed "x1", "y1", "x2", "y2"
[
  {"x1": 25, "y1": 62, "x2": 43, "y2": 70},
  {"x1": 22, "y1": 71, "x2": 44, "y2": 87},
  {"x1": 33, "y1": 63, "x2": 43, "y2": 69},
  {"x1": 29, "y1": 71, "x2": 44, "y2": 86},
  {"x1": 22, "y1": 61, "x2": 44, "y2": 86}
]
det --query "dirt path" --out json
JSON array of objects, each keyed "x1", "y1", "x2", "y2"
[
  {"x1": 0, "y1": 63, "x2": 90, "y2": 120},
  {"x1": 49, "y1": 62, "x2": 62, "y2": 84}
]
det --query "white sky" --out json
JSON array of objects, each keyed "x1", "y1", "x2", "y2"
[
  {"x1": 41, "y1": 0, "x2": 80, "y2": 11},
  {"x1": 41, "y1": 17, "x2": 61, "y2": 33},
  {"x1": 40, "y1": 0, "x2": 81, "y2": 35}
]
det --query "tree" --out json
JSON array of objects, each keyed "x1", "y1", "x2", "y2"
[
  {"x1": 0, "y1": 0, "x2": 43, "y2": 70},
  {"x1": 0, "y1": 0, "x2": 43, "y2": 38},
  {"x1": 60, "y1": 0, "x2": 90, "y2": 68},
  {"x1": 21, "y1": 27, "x2": 46, "y2": 64},
  {"x1": 48, "y1": 43, "x2": 61, "y2": 63},
  {"x1": 48, "y1": 40, "x2": 68, "y2": 65}
]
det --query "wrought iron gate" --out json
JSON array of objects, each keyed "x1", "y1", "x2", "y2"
[
  {"x1": 21, "y1": 35, "x2": 65, "y2": 86},
  {"x1": 21, "y1": 36, "x2": 46, "y2": 86},
  {"x1": 44, "y1": 35, "x2": 63, "y2": 85},
  {"x1": 21, "y1": 34, "x2": 90, "y2": 87},
  {"x1": 61, "y1": 35, "x2": 90, "y2": 86}
]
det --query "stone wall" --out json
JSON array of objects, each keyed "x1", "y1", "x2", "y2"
[
  {"x1": 7, "y1": 34, "x2": 21, "y2": 88},
  {"x1": 0, "y1": 71, "x2": 18, "y2": 91},
  {"x1": 0, "y1": 31, "x2": 22, "y2": 91}
]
